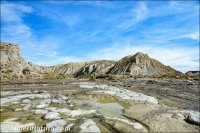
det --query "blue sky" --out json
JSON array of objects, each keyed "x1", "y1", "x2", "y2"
[{"x1": 1, "y1": 1, "x2": 199, "y2": 72}]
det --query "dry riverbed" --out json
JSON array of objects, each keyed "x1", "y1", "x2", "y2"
[{"x1": 0, "y1": 79, "x2": 199, "y2": 132}]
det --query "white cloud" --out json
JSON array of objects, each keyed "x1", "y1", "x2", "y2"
[
  {"x1": 36, "y1": 6, "x2": 81, "y2": 29},
  {"x1": 1, "y1": 2, "x2": 33, "y2": 40},
  {"x1": 1, "y1": 2, "x2": 33, "y2": 23},
  {"x1": 44, "y1": 1, "x2": 111, "y2": 7},
  {"x1": 177, "y1": 32, "x2": 199, "y2": 40},
  {"x1": 2, "y1": 24, "x2": 32, "y2": 39},
  {"x1": 117, "y1": 1, "x2": 198, "y2": 30},
  {"x1": 62, "y1": 15, "x2": 81, "y2": 29},
  {"x1": 34, "y1": 50, "x2": 58, "y2": 58},
  {"x1": 118, "y1": 2, "x2": 148, "y2": 29},
  {"x1": 133, "y1": 2, "x2": 148, "y2": 23}
]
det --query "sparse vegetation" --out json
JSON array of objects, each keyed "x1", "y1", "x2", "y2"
[
  {"x1": 22, "y1": 68, "x2": 30, "y2": 74},
  {"x1": 89, "y1": 76, "x2": 96, "y2": 81},
  {"x1": 186, "y1": 73, "x2": 199, "y2": 80},
  {"x1": 83, "y1": 72, "x2": 92, "y2": 78},
  {"x1": 12, "y1": 74, "x2": 18, "y2": 79},
  {"x1": 45, "y1": 73, "x2": 60, "y2": 79},
  {"x1": 44, "y1": 73, "x2": 72, "y2": 79},
  {"x1": 4, "y1": 69, "x2": 13, "y2": 75},
  {"x1": 0, "y1": 42, "x2": 13, "y2": 49},
  {"x1": 107, "y1": 74, "x2": 116, "y2": 80},
  {"x1": 0, "y1": 42, "x2": 13, "y2": 45},
  {"x1": 57, "y1": 74, "x2": 66, "y2": 79},
  {"x1": 78, "y1": 72, "x2": 97, "y2": 81}
]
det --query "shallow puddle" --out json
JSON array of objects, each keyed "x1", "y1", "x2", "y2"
[
  {"x1": 84, "y1": 94, "x2": 129, "y2": 117},
  {"x1": 92, "y1": 94, "x2": 130, "y2": 108},
  {"x1": 94, "y1": 102, "x2": 124, "y2": 117}
]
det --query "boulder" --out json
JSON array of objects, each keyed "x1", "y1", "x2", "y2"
[
  {"x1": 46, "y1": 119, "x2": 68, "y2": 133},
  {"x1": 21, "y1": 99, "x2": 31, "y2": 104},
  {"x1": 34, "y1": 109, "x2": 48, "y2": 115},
  {"x1": 185, "y1": 110, "x2": 200, "y2": 126},
  {"x1": 79, "y1": 119, "x2": 100, "y2": 133},
  {"x1": 43, "y1": 112, "x2": 60, "y2": 120}
]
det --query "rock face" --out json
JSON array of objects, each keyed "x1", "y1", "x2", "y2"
[
  {"x1": 75, "y1": 60, "x2": 115, "y2": 77},
  {"x1": 46, "y1": 60, "x2": 116, "y2": 77},
  {"x1": 186, "y1": 71, "x2": 199, "y2": 75},
  {"x1": 48, "y1": 63, "x2": 86, "y2": 75},
  {"x1": 79, "y1": 119, "x2": 101, "y2": 133},
  {"x1": 186, "y1": 71, "x2": 199, "y2": 80},
  {"x1": 0, "y1": 42, "x2": 44, "y2": 79},
  {"x1": 109, "y1": 52, "x2": 182, "y2": 77},
  {"x1": 0, "y1": 42, "x2": 183, "y2": 79},
  {"x1": 184, "y1": 110, "x2": 200, "y2": 126}
]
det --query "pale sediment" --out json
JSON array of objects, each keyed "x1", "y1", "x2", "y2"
[{"x1": 0, "y1": 80, "x2": 199, "y2": 132}]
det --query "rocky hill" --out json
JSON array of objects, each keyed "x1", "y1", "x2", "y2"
[
  {"x1": 0, "y1": 42, "x2": 183, "y2": 79},
  {"x1": 109, "y1": 52, "x2": 182, "y2": 77},
  {"x1": 45, "y1": 60, "x2": 116, "y2": 78},
  {"x1": 74, "y1": 60, "x2": 116, "y2": 77}
]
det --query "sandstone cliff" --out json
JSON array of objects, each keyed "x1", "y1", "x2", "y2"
[{"x1": 0, "y1": 42, "x2": 44, "y2": 79}]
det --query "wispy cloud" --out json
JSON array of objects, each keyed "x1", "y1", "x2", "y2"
[
  {"x1": 1, "y1": 2, "x2": 33, "y2": 23},
  {"x1": 118, "y1": 2, "x2": 148, "y2": 29},
  {"x1": 34, "y1": 4, "x2": 82, "y2": 29},
  {"x1": 177, "y1": 32, "x2": 199, "y2": 41},
  {"x1": 43, "y1": 1, "x2": 112, "y2": 8},
  {"x1": 1, "y1": 1, "x2": 63, "y2": 60},
  {"x1": 34, "y1": 51, "x2": 57, "y2": 57},
  {"x1": 1, "y1": 2, "x2": 33, "y2": 41},
  {"x1": 2, "y1": 23, "x2": 32, "y2": 39}
]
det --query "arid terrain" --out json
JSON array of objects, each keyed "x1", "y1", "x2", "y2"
[
  {"x1": 1, "y1": 0, "x2": 199, "y2": 132},
  {"x1": 0, "y1": 43, "x2": 199, "y2": 132},
  {"x1": 0, "y1": 78, "x2": 199, "y2": 132}
]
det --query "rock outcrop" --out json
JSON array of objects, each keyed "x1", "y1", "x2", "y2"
[
  {"x1": 186, "y1": 71, "x2": 199, "y2": 80},
  {"x1": 75, "y1": 60, "x2": 115, "y2": 77},
  {"x1": 0, "y1": 42, "x2": 183, "y2": 79},
  {"x1": 0, "y1": 42, "x2": 44, "y2": 79},
  {"x1": 109, "y1": 52, "x2": 182, "y2": 77}
]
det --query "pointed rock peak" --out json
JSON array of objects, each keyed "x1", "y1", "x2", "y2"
[
  {"x1": 119, "y1": 52, "x2": 149, "y2": 62},
  {"x1": 134, "y1": 52, "x2": 149, "y2": 58}
]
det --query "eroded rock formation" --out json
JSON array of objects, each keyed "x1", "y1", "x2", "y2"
[{"x1": 0, "y1": 42, "x2": 183, "y2": 79}]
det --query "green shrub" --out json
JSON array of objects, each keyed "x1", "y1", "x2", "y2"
[
  {"x1": 83, "y1": 72, "x2": 92, "y2": 78},
  {"x1": 45, "y1": 73, "x2": 57, "y2": 79},
  {"x1": 45, "y1": 73, "x2": 68, "y2": 79}
]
